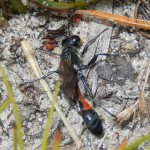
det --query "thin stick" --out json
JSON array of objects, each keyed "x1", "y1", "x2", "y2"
[
  {"x1": 75, "y1": 10, "x2": 150, "y2": 30},
  {"x1": 141, "y1": 61, "x2": 150, "y2": 93},
  {"x1": 138, "y1": 61, "x2": 150, "y2": 124},
  {"x1": 97, "y1": 132, "x2": 107, "y2": 149},
  {"x1": 21, "y1": 40, "x2": 81, "y2": 149},
  {"x1": 134, "y1": 0, "x2": 150, "y2": 38}
]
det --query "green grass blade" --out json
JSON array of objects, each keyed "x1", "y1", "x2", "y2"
[
  {"x1": 124, "y1": 132, "x2": 150, "y2": 150},
  {"x1": 33, "y1": 0, "x2": 99, "y2": 10},
  {"x1": 9, "y1": 0, "x2": 27, "y2": 13},
  {"x1": 40, "y1": 80, "x2": 60, "y2": 150},
  {"x1": 13, "y1": 124, "x2": 18, "y2": 150},
  {"x1": 0, "y1": 98, "x2": 11, "y2": 113},
  {"x1": 0, "y1": 14, "x2": 7, "y2": 27},
  {"x1": 145, "y1": 146, "x2": 150, "y2": 150},
  {"x1": 11, "y1": 98, "x2": 24, "y2": 150},
  {"x1": 33, "y1": 0, "x2": 86, "y2": 10},
  {"x1": 0, "y1": 64, "x2": 24, "y2": 150}
]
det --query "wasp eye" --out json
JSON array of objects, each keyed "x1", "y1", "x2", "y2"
[{"x1": 70, "y1": 35, "x2": 81, "y2": 47}]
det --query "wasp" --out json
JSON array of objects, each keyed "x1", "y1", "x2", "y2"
[
  {"x1": 34, "y1": 49, "x2": 103, "y2": 135},
  {"x1": 43, "y1": 28, "x2": 111, "y2": 135},
  {"x1": 29, "y1": 25, "x2": 114, "y2": 135}
]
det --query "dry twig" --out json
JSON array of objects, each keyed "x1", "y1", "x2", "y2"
[{"x1": 75, "y1": 10, "x2": 150, "y2": 30}]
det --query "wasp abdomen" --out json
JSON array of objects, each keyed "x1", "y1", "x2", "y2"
[{"x1": 82, "y1": 109, "x2": 103, "y2": 136}]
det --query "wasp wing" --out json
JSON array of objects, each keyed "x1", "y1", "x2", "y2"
[{"x1": 59, "y1": 59, "x2": 78, "y2": 103}]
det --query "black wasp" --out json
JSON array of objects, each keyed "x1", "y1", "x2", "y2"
[
  {"x1": 40, "y1": 27, "x2": 111, "y2": 136},
  {"x1": 32, "y1": 19, "x2": 115, "y2": 135},
  {"x1": 59, "y1": 33, "x2": 106, "y2": 135}
]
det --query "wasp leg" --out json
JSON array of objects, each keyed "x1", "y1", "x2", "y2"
[
  {"x1": 78, "y1": 53, "x2": 118, "y2": 71},
  {"x1": 75, "y1": 67, "x2": 95, "y2": 100},
  {"x1": 74, "y1": 65, "x2": 100, "y2": 107},
  {"x1": 85, "y1": 53, "x2": 118, "y2": 70},
  {"x1": 81, "y1": 28, "x2": 109, "y2": 56},
  {"x1": 80, "y1": 124, "x2": 88, "y2": 135},
  {"x1": 24, "y1": 70, "x2": 60, "y2": 84}
]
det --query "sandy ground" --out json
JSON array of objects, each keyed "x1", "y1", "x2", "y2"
[{"x1": 0, "y1": 0, "x2": 150, "y2": 150}]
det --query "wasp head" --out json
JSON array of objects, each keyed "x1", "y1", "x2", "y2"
[{"x1": 62, "y1": 35, "x2": 82, "y2": 48}]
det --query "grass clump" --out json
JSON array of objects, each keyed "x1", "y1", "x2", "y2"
[{"x1": 0, "y1": 64, "x2": 24, "y2": 150}]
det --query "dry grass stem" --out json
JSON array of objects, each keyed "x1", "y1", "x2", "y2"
[
  {"x1": 138, "y1": 61, "x2": 150, "y2": 124},
  {"x1": 116, "y1": 121, "x2": 138, "y2": 150},
  {"x1": 75, "y1": 10, "x2": 150, "y2": 30},
  {"x1": 97, "y1": 132, "x2": 108, "y2": 149},
  {"x1": 21, "y1": 40, "x2": 81, "y2": 149},
  {"x1": 116, "y1": 61, "x2": 150, "y2": 125},
  {"x1": 116, "y1": 101, "x2": 138, "y2": 125}
]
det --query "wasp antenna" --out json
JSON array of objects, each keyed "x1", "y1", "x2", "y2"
[{"x1": 67, "y1": 8, "x2": 77, "y2": 36}]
